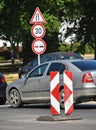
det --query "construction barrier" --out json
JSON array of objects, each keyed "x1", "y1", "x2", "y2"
[
  {"x1": 50, "y1": 71, "x2": 60, "y2": 115},
  {"x1": 37, "y1": 71, "x2": 80, "y2": 121},
  {"x1": 63, "y1": 70, "x2": 74, "y2": 115}
]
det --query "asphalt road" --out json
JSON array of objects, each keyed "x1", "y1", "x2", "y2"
[{"x1": 0, "y1": 102, "x2": 96, "y2": 130}]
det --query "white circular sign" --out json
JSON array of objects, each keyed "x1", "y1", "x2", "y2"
[
  {"x1": 32, "y1": 39, "x2": 46, "y2": 54},
  {"x1": 31, "y1": 23, "x2": 46, "y2": 39}
]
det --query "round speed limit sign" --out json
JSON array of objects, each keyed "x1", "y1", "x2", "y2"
[{"x1": 31, "y1": 23, "x2": 46, "y2": 39}]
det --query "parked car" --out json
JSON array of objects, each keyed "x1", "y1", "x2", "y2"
[
  {"x1": 6, "y1": 59, "x2": 96, "y2": 108},
  {"x1": 18, "y1": 52, "x2": 83, "y2": 78},
  {"x1": 0, "y1": 73, "x2": 7, "y2": 105}
]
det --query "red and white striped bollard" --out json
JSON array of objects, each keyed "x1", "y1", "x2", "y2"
[
  {"x1": 63, "y1": 70, "x2": 74, "y2": 115},
  {"x1": 50, "y1": 71, "x2": 60, "y2": 115}
]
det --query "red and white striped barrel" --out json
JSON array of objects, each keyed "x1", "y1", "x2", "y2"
[
  {"x1": 63, "y1": 71, "x2": 74, "y2": 115},
  {"x1": 50, "y1": 71, "x2": 60, "y2": 115}
]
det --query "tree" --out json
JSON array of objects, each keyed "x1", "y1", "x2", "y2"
[
  {"x1": 59, "y1": 0, "x2": 96, "y2": 59},
  {"x1": 76, "y1": 0, "x2": 96, "y2": 59},
  {"x1": 0, "y1": 0, "x2": 64, "y2": 64},
  {"x1": 0, "y1": 0, "x2": 23, "y2": 63}
]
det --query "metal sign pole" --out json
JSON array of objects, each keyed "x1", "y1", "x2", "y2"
[{"x1": 38, "y1": 54, "x2": 40, "y2": 65}]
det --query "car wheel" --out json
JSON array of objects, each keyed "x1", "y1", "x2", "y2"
[
  {"x1": 9, "y1": 89, "x2": 22, "y2": 108},
  {"x1": 60, "y1": 88, "x2": 64, "y2": 109},
  {"x1": 0, "y1": 97, "x2": 6, "y2": 105}
]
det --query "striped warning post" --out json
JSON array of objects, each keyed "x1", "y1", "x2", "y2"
[
  {"x1": 50, "y1": 71, "x2": 60, "y2": 115},
  {"x1": 63, "y1": 71, "x2": 74, "y2": 115}
]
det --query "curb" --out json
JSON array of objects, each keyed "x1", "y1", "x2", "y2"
[{"x1": 37, "y1": 115, "x2": 82, "y2": 121}]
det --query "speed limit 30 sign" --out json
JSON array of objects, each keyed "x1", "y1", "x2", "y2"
[{"x1": 31, "y1": 23, "x2": 46, "y2": 39}]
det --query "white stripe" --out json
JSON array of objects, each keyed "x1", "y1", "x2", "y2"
[
  {"x1": 64, "y1": 73, "x2": 73, "y2": 91},
  {"x1": 51, "y1": 94, "x2": 60, "y2": 114},
  {"x1": 65, "y1": 94, "x2": 74, "y2": 114},
  {"x1": 50, "y1": 72, "x2": 59, "y2": 92}
]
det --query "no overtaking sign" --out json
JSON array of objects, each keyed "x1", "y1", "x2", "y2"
[{"x1": 32, "y1": 39, "x2": 46, "y2": 55}]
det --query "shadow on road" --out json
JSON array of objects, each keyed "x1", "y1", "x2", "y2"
[
  {"x1": 8, "y1": 103, "x2": 50, "y2": 109},
  {"x1": 23, "y1": 104, "x2": 50, "y2": 109},
  {"x1": 75, "y1": 102, "x2": 96, "y2": 109},
  {"x1": 7, "y1": 101, "x2": 96, "y2": 109}
]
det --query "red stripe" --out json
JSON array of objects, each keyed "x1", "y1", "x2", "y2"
[
  {"x1": 50, "y1": 71, "x2": 58, "y2": 81},
  {"x1": 64, "y1": 71, "x2": 72, "y2": 81},
  {"x1": 51, "y1": 83, "x2": 60, "y2": 102},
  {"x1": 64, "y1": 84, "x2": 72, "y2": 102},
  {"x1": 50, "y1": 105, "x2": 59, "y2": 115},
  {"x1": 65, "y1": 104, "x2": 74, "y2": 115}
]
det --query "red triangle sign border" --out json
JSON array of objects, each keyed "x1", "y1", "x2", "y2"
[{"x1": 30, "y1": 7, "x2": 46, "y2": 24}]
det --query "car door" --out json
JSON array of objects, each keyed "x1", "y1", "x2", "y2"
[
  {"x1": 41, "y1": 62, "x2": 66, "y2": 100},
  {"x1": 22, "y1": 63, "x2": 49, "y2": 102}
]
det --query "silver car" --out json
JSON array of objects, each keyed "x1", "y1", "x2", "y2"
[{"x1": 6, "y1": 59, "x2": 96, "y2": 108}]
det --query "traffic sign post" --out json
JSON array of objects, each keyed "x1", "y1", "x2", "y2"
[
  {"x1": 30, "y1": 7, "x2": 46, "y2": 66},
  {"x1": 38, "y1": 54, "x2": 40, "y2": 65}
]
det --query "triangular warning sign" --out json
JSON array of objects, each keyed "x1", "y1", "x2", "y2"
[{"x1": 30, "y1": 7, "x2": 46, "y2": 24}]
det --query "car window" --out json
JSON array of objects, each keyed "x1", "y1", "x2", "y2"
[
  {"x1": 29, "y1": 63, "x2": 48, "y2": 77},
  {"x1": 27, "y1": 61, "x2": 33, "y2": 66},
  {"x1": 41, "y1": 55, "x2": 54, "y2": 62},
  {"x1": 73, "y1": 53, "x2": 83, "y2": 59},
  {"x1": 47, "y1": 63, "x2": 65, "y2": 75},
  {"x1": 72, "y1": 60, "x2": 96, "y2": 71},
  {"x1": 56, "y1": 54, "x2": 68, "y2": 60},
  {"x1": 32, "y1": 59, "x2": 38, "y2": 67}
]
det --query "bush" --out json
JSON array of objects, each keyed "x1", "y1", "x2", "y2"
[
  {"x1": 0, "y1": 51, "x2": 11, "y2": 60},
  {"x1": 0, "y1": 57, "x2": 4, "y2": 61}
]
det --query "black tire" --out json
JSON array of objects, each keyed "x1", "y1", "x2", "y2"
[
  {"x1": 0, "y1": 97, "x2": 6, "y2": 105},
  {"x1": 9, "y1": 89, "x2": 22, "y2": 108},
  {"x1": 60, "y1": 88, "x2": 65, "y2": 109}
]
